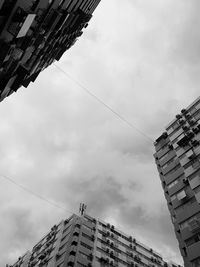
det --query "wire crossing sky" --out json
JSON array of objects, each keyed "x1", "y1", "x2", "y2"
[
  {"x1": 54, "y1": 63, "x2": 154, "y2": 143},
  {"x1": 2, "y1": 0, "x2": 200, "y2": 265},
  {"x1": 0, "y1": 175, "x2": 73, "y2": 216}
]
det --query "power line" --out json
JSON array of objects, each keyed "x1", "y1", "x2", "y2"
[
  {"x1": 0, "y1": 175, "x2": 74, "y2": 216},
  {"x1": 54, "y1": 63, "x2": 154, "y2": 143},
  {"x1": 0, "y1": 174, "x2": 105, "y2": 224}
]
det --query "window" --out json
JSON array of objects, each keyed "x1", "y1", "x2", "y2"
[
  {"x1": 171, "y1": 194, "x2": 177, "y2": 201},
  {"x1": 190, "y1": 105, "x2": 199, "y2": 115},
  {"x1": 177, "y1": 190, "x2": 187, "y2": 200},
  {"x1": 82, "y1": 224, "x2": 92, "y2": 231},
  {"x1": 175, "y1": 197, "x2": 196, "y2": 214},
  {"x1": 156, "y1": 143, "x2": 168, "y2": 153},
  {"x1": 165, "y1": 164, "x2": 181, "y2": 177},
  {"x1": 171, "y1": 193, "x2": 177, "y2": 201},
  {"x1": 171, "y1": 189, "x2": 187, "y2": 202},
  {"x1": 172, "y1": 122, "x2": 179, "y2": 130},
  {"x1": 80, "y1": 242, "x2": 92, "y2": 251},
  {"x1": 56, "y1": 251, "x2": 66, "y2": 261},
  {"x1": 61, "y1": 232, "x2": 70, "y2": 242},
  {"x1": 77, "y1": 262, "x2": 87, "y2": 267},
  {"x1": 79, "y1": 251, "x2": 88, "y2": 259},
  {"x1": 185, "y1": 234, "x2": 200, "y2": 247},
  {"x1": 190, "y1": 174, "x2": 200, "y2": 189},
  {"x1": 59, "y1": 241, "x2": 68, "y2": 251},
  {"x1": 159, "y1": 152, "x2": 170, "y2": 162},
  {"x1": 193, "y1": 160, "x2": 200, "y2": 169},
  {"x1": 179, "y1": 148, "x2": 192, "y2": 160},
  {"x1": 168, "y1": 175, "x2": 183, "y2": 189},
  {"x1": 99, "y1": 222, "x2": 106, "y2": 227},
  {"x1": 166, "y1": 122, "x2": 179, "y2": 134},
  {"x1": 63, "y1": 225, "x2": 71, "y2": 234},
  {"x1": 168, "y1": 179, "x2": 179, "y2": 189},
  {"x1": 161, "y1": 157, "x2": 175, "y2": 169},
  {"x1": 172, "y1": 133, "x2": 184, "y2": 145},
  {"x1": 184, "y1": 157, "x2": 200, "y2": 170},
  {"x1": 82, "y1": 232, "x2": 94, "y2": 241},
  {"x1": 179, "y1": 212, "x2": 200, "y2": 230},
  {"x1": 193, "y1": 110, "x2": 200, "y2": 120}
]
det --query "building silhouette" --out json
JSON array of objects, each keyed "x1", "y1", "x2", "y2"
[
  {"x1": 8, "y1": 212, "x2": 182, "y2": 267},
  {"x1": 0, "y1": 0, "x2": 101, "y2": 102},
  {"x1": 154, "y1": 97, "x2": 200, "y2": 267}
]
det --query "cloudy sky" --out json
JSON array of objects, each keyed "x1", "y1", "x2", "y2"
[{"x1": 1, "y1": 0, "x2": 200, "y2": 265}]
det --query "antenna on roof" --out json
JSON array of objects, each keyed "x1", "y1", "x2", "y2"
[{"x1": 79, "y1": 203, "x2": 87, "y2": 216}]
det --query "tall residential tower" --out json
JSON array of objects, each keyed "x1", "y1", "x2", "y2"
[
  {"x1": 154, "y1": 97, "x2": 200, "y2": 267},
  {"x1": 0, "y1": 0, "x2": 101, "y2": 102},
  {"x1": 8, "y1": 212, "x2": 182, "y2": 267}
]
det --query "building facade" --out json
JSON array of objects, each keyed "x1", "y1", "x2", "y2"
[
  {"x1": 154, "y1": 97, "x2": 200, "y2": 267},
  {"x1": 8, "y1": 213, "x2": 181, "y2": 267},
  {"x1": 0, "y1": 0, "x2": 101, "y2": 102}
]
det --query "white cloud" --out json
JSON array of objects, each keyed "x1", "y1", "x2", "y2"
[{"x1": 1, "y1": 0, "x2": 200, "y2": 265}]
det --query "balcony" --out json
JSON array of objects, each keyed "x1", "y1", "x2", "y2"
[
  {"x1": 177, "y1": 135, "x2": 189, "y2": 147},
  {"x1": 185, "y1": 165, "x2": 200, "y2": 178},
  {"x1": 71, "y1": 240, "x2": 78, "y2": 246},
  {"x1": 187, "y1": 240, "x2": 200, "y2": 261},
  {"x1": 188, "y1": 219, "x2": 200, "y2": 233},
  {"x1": 69, "y1": 250, "x2": 76, "y2": 256},
  {"x1": 73, "y1": 231, "x2": 79, "y2": 237},
  {"x1": 189, "y1": 175, "x2": 200, "y2": 190},
  {"x1": 162, "y1": 160, "x2": 180, "y2": 176},
  {"x1": 42, "y1": 10, "x2": 62, "y2": 33},
  {"x1": 16, "y1": 14, "x2": 36, "y2": 38},
  {"x1": 177, "y1": 190, "x2": 187, "y2": 201}
]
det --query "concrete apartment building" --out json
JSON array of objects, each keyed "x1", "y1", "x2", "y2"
[
  {"x1": 0, "y1": 0, "x2": 101, "y2": 102},
  {"x1": 154, "y1": 97, "x2": 200, "y2": 267},
  {"x1": 8, "y1": 212, "x2": 182, "y2": 267}
]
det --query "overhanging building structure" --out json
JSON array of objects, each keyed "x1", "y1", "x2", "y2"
[
  {"x1": 154, "y1": 97, "x2": 200, "y2": 267},
  {"x1": 0, "y1": 0, "x2": 101, "y2": 102},
  {"x1": 8, "y1": 212, "x2": 182, "y2": 267}
]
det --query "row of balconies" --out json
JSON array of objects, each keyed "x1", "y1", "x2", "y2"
[
  {"x1": 188, "y1": 218, "x2": 200, "y2": 233},
  {"x1": 103, "y1": 228, "x2": 138, "y2": 247},
  {"x1": 27, "y1": 225, "x2": 59, "y2": 266},
  {"x1": 105, "y1": 239, "x2": 118, "y2": 249},
  {"x1": 99, "y1": 255, "x2": 142, "y2": 267},
  {"x1": 99, "y1": 257, "x2": 117, "y2": 266},
  {"x1": 175, "y1": 110, "x2": 200, "y2": 149},
  {"x1": 177, "y1": 137, "x2": 200, "y2": 149},
  {"x1": 150, "y1": 257, "x2": 162, "y2": 265},
  {"x1": 0, "y1": 0, "x2": 93, "y2": 99},
  {"x1": 102, "y1": 242, "x2": 146, "y2": 265},
  {"x1": 101, "y1": 231, "x2": 162, "y2": 266}
]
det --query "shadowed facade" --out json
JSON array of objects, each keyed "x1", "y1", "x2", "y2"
[
  {"x1": 154, "y1": 97, "x2": 200, "y2": 267},
  {"x1": 0, "y1": 0, "x2": 101, "y2": 102},
  {"x1": 8, "y1": 212, "x2": 182, "y2": 267}
]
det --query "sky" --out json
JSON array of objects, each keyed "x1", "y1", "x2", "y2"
[{"x1": 1, "y1": 0, "x2": 200, "y2": 265}]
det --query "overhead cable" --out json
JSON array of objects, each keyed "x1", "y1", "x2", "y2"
[
  {"x1": 54, "y1": 63, "x2": 154, "y2": 143},
  {"x1": 0, "y1": 175, "x2": 73, "y2": 216}
]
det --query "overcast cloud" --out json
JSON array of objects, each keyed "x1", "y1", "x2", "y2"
[{"x1": 1, "y1": 0, "x2": 200, "y2": 265}]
